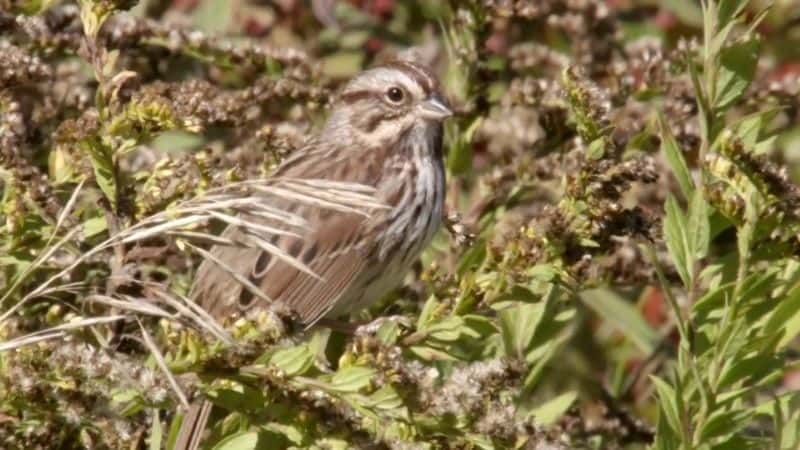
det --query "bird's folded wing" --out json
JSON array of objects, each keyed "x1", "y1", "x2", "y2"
[
  {"x1": 191, "y1": 209, "x2": 372, "y2": 326},
  {"x1": 255, "y1": 212, "x2": 369, "y2": 326}
]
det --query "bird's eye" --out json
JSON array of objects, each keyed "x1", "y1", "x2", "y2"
[{"x1": 386, "y1": 86, "x2": 405, "y2": 103}]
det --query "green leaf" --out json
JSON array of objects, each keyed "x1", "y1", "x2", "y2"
[
  {"x1": 654, "y1": 405, "x2": 682, "y2": 450},
  {"x1": 660, "y1": 118, "x2": 695, "y2": 199},
  {"x1": 715, "y1": 39, "x2": 760, "y2": 110},
  {"x1": 148, "y1": 408, "x2": 162, "y2": 450},
  {"x1": 710, "y1": 435, "x2": 760, "y2": 450},
  {"x1": 206, "y1": 385, "x2": 266, "y2": 412},
  {"x1": 687, "y1": 190, "x2": 710, "y2": 260},
  {"x1": 499, "y1": 302, "x2": 546, "y2": 358},
  {"x1": 651, "y1": 375, "x2": 684, "y2": 437},
  {"x1": 765, "y1": 286, "x2": 800, "y2": 349},
  {"x1": 82, "y1": 216, "x2": 108, "y2": 238},
  {"x1": 416, "y1": 295, "x2": 442, "y2": 330},
  {"x1": 586, "y1": 137, "x2": 605, "y2": 160},
  {"x1": 408, "y1": 345, "x2": 460, "y2": 361},
  {"x1": 693, "y1": 282, "x2": 735, "y2": 316},
  {"x1": 364, "y1": 385, "x2": 404, "y2": 411},
  {"x1": 699, "y1": 409, "x2": 754, "y2": 441},
  {"x1": 425, "y1": 316, "x2": 467, "y2": 342},
  {"x1": 376, "y1": 320, "x2": 400, "y2": 344},
  {"x1": 523, "y1": 339, "x2": 559, "y2": 390},
  {"x1": 80, "y1": 138, "x2": 117, "y2": 209},
  {"x1": 718, "y1": 353, "x2": 783, "y2": 389},
  {"x1": 330, "y1": 366, "x2": 376, "y2": 393},
  {"x1": 581, "y1": 288, "x2": 659, "y2": 353},
  {"x1": 664, "y1": 195, "x2": 691, "y2": 287},
  {"x1": 529, "y1": 391, "x2": 578, "y2": 426},
  {"x1": 211, "y1": 431, "x2": 260, "y2": 450},
  {"x1": 268, "y1": 344, "x2": 314, "y2": 377},
  {"x1": 718, "y1": 0, "x2": 749, "y2": 27},
  {"x1": 457, "y1": 239, "x2": 486, "y2": 275}
]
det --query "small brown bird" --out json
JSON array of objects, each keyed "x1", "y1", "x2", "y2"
[
  {"x1": 189, "y1": 60, "x2": 451, "y2": 327},
  {"x1": 175, "y1": 61, "x2": 451, "y2": 449}
]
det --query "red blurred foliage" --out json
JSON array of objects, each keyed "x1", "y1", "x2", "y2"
[
  {"x1": 172, "y1": 0, "x2": 199, "y2": 12},
  {"x1": 348, "y1": 0, "x2": 395, "y2": 20},
  {"x1": 653, "y1": 10, "x2": 678, "y2": 31},
  {"x1": 243, "y1": 18, "x2": 271, "y2": 37},
  {"x1": 365, "y1": 36, "x2": 384, "y2": 53},
  {"x1": 771, "y1": 62, "x2": 800, "y2": 82},
  {"x1": 640, "y1": 286, "x2": 667, "y2": 327},
  {"x1": 784, "y1": 369, "x2": 800, "y2": 390}
]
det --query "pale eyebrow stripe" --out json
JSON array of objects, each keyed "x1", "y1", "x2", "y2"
[
  {"x1": 339, "y1": 89, "x2": 376, "y2": 104},
  {"x1": 380, "y1": 61, "x2": 435, "y2": 95}
]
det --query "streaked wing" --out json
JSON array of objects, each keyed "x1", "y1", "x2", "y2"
[
  {"x1": 252, "y1": 211, "x2": 369, "y2": 325},
  {"x1": 190, "y1": 141, "x2": 382, "y2": 325}
]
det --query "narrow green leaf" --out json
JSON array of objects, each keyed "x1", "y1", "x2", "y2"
[
  {"x1": 376, "y1": 320, "x2": 400, "y2": 344},
  {"x1": 660, "y1": 121, "x2": 695, "y2": 199},
  {"x1": 206, "y1": 385, "x2": 266, "y2": 412},
  {"x1": 82, "y1": 216, "x2": 108, "y2": 238},
  {"x1": 586, "y1": 137, "x2": 605, "y2": 160},
  {"x1": 581, "y1": 288, "x2": 658, "y2": 353},
  {"x1": 499, "y1": 302, "x2": 546, "y2": 358},
  {"x1": 765, "y1": 286, "x2": 800, "y2": 349},
  {"x1": 330, "y1": 366, "x2": 376, "y2": 393},
  {"x1": 664, "y1": 195, "x2": 691, "y2": 287},
  {"x1": 211, "y1": 431, "x2": 259, "y2": 450},
  {"x1": 688, "y1": 190, "x2": 711, "y2": 260},
  {"x1": 709, "y1": 20, "x2": 738, "y2": 59},
  {"x1": 715, "y1": 39, "x2": 760, "y2": 110},
  {"x1": 416, "y1": 295, "x2": 441, "y2": 330},
  {"x1": 80, "y1": 138, "x2": 117, "y2": 209},
  {"x1": 364, "y1": 385, "x2": 404, "y2": 411},
  {"x1": 651, "y1": 375, "x2": 684, "y2": 437},
  {"x1": 148, "y1": 408, "x2": 162, "y2": 450},
  {"x1": 165, "y1": 408, "x2": 183, "y2": 450},
  {"x1": 710, "y1": 435, "x2": 759, "y2": 450},
  {"x1": 457, "y1": 239, "x2": 486, "y2": 275},
  {"x1": 693, "y1": 281, "x2": 735, "y2": 316},
  {"x1": 718, "y1": 0, "x2": 749, "y2": 27},
  {"x1": 654, "y1": 404, "x2": 682, "y2": 450},
  {"x1": 269, "y1": 344, "x2": 314, "y2": 377},
  {"x1": 700, "y1": 409, "x2": 754, "y2": 441},
  {"x1": 425, "y1": 316, "x2": 467, "y2": 342},
  {"x1": 408, "y1": 345, "x2": 460, "y2": 361},
  {"x1": 529, "y1": 391, "x2": 578, "y2": 426},
  {"x1": 718, "y1": 353, "x2": 783, "y2": 388}
]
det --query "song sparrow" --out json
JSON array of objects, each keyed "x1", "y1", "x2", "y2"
[{"x1": 175, "y1": 61, "x2": 451, "y2": 449}]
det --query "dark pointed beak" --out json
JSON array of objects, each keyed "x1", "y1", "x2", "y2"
[{"x1": 417, "y1": 95, "x2": 453, "y2": 121}]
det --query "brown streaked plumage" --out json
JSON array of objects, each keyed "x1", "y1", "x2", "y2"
[
  {"x1": 175, "y1": 61, "x2": 451, "y2": 450},
  {"x1": 189, "y1": 60, "x2": 451, "y2": 327}
]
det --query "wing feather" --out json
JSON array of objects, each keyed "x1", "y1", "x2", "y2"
[
  {"x1": 190, "y1": 140, "x2": 387, "y2": 324},
  {"x1": 257, "y1": 213, "x2": 368, "y2": 325}
]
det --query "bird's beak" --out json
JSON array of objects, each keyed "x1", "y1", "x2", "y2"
[{"x1": 417, "y1": 95, "x2": 453, "y2": 121}]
